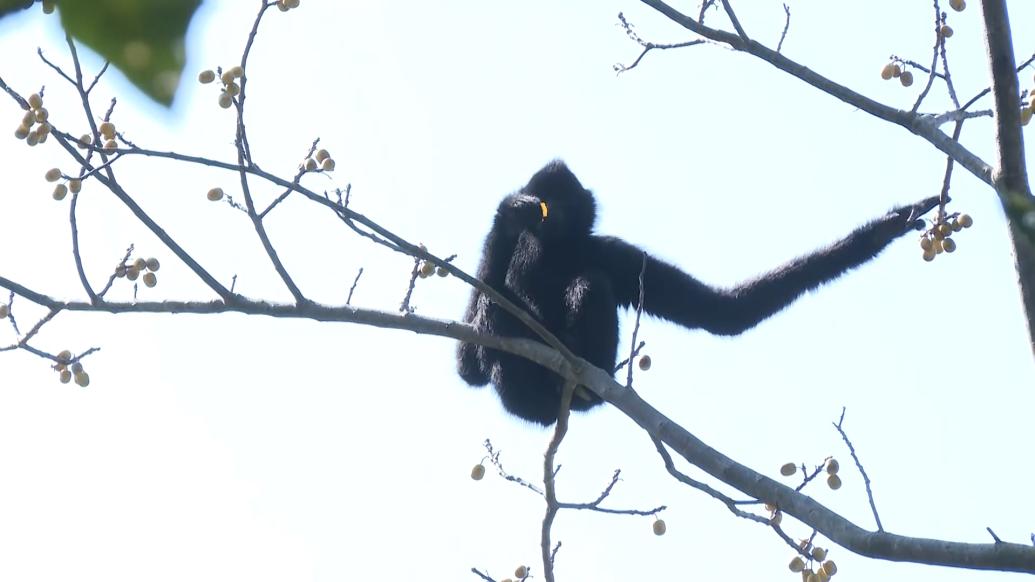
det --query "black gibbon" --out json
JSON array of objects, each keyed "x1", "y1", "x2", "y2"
[{"x1": 458, "y1": 160, "x2": 936, "y2": 424}]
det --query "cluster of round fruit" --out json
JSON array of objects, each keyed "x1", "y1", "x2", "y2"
[
  {"x1": 418, "y1": 259, "x2": 449, "y2": 279},
  {"x1": 14, "y1": 92, "x2": 52, "y2": 146},
  {"x1": 879, "y1": 62, "x2": 914, "y2": 87},
  {"x1": 920, "y1": 213, "x2": 973, "y2": 262},
  {"x1": 303, "y1": 148, "x2": 336, "y2": 172},
  {"x1": 54, "y1": 350, "x2": 90, "y2": 387},
  {"x1": 788, "y1": 545, "x2": 837, "y2": 582},
  {"x1": 779, "y1": 458, "x2": 842, "y2": 489},
  {"x1": 198, "y1": 66, "x2": 244, "y2": 109},
  {"x1": 276, "y1": 0, "x2": 301, "y2": 11},
  {"x1": 116, "y1": 256, "x2": 161, "y2": 288},
  {"x1": 44, "y1": 167, "x2": 83, "y2": 201}
]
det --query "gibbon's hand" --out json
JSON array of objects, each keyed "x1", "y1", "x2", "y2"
[
  {"x1": 497, "y1": 193, "x2": 545, "y2": 236},
  {"x1": 875, "y1": 195, "x2": 942, "y2": 241}
]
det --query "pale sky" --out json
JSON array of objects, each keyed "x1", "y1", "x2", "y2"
[{"x1": 1, "y1": 2, "x2": 1033, "y2": 581}]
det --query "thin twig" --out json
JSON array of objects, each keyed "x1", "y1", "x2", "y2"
[
  {"x1": 834, "y1": 408, "x2": 884, "y2": 532},
  {"x1": 346, "y1": 267, "x2": 364, "y2": 305},
  {"x1": 625, "y1": 252, "x2": 647, "y2": 388},
  {"x1": 776, "y1": 4, "x2": 790, "y2": 53},
  {"x1": 541, "y1": 381, "x2": 575, "y2": 582}
]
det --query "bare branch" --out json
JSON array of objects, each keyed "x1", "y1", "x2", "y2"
[
  {"x1": 834, "y1": 409, "x2": 884, "y2": 532},
  {"x1": 776, "y1": 4, "x2": 790, "y2": 54}
]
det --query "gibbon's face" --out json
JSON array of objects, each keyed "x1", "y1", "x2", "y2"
[{"x1": 523, "y1": 161, "x2": 597, "y2": 241}]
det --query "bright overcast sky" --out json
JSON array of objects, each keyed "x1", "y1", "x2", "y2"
[{"x1": 1, "y1": 2, "x2": 1033, "y2": 581}]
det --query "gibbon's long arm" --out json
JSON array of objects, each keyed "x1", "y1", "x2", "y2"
[
  {"x1": 598, "y1": 197, "x2": 938, "y2": 336},
  {"x1": 457, "y1": 193, "x2": 545, "y2": 386}
]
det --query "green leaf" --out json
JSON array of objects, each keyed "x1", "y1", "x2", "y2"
[{"x1": 58, "y1": 0, "x2": 202, "y2": 105}]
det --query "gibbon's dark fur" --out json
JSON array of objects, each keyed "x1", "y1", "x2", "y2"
[{"x1": 457, "y1": 160, "x2": 937, "y2": 425}]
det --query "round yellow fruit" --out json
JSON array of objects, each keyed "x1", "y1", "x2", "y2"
[
  {"x1": 827, "y1": 474, "x2": 842, "y2": 490},
  {"x1": 198, "y1": 69, "x2": 216, "y2": 84},
  {"x1": 133, "y1": 258, "x2": 147, "y2": 270},
  {"x1": 15, "y1": 124, "x2": 30, "y2": 140},
  {"x1": 822, "y1": 560, "x2": 837, "y2": 576},
  {"x1": 78, "y1": 134, "x2": 92, "y2": 149},
  {"x1": 637, "y1": 354, "x2": 652, "y2": 371},
  {"x1": 207, "y1": 187, "x2": 225, "y2": 201},
  {"x1": 436, "y1": 266, "x2": 449, "y2": 277},
  {"x1": 69, "y1": 179, "x2": 82, "y2": 194},
  {"x1": 958, "y1": 214, "x2": 973, "y2": 228},
  {"x1": 142, "y1": 272, "x2": 158, "y2": 288},
  {"x1": 103, "y1": 139, "x2": 118, "y2": 152},
  {"x1": 900, "y1": 71, "x2": 914, "y2": 87},
  {"x1": 28, "y1": 93, "x2": 43, "y2": 110},
  {"x1": 419, "y1": 261, "x2": 436, "y2": 278},
  {"x1": 146, "y1": 257, "x2": 161, "y2": 271},
  {"x1": 57, "y1": 350, "x2": 72, "y2": 362},
  {"x1": 942, "y1": 238, "x2": 957, "y2": 253},
  {"x1": 780, "y1": 462, "x2": 797, "y2": 476},
  {"x1": 45, "y1": 168, "x2": 62, "y2": 182},
  {"x1": 812, "y1": 546, "x2": 827, "y2": 561},
  {"x1": 789, "y1": 557, "x2": 805, "y2": 573},
  {"x1": 59, "y1": 370, "x2": 72, "y2": 384},
  {"x1": 74, "y1": 372, "x2": 90, "y2": 387},
  {"x1": 470, "y1": 463, "x2": 486, "y2": 480},
  {"x1": 52, "y1": 184, "x2": 68, "y2": 200},
  {"x1": 315, "y1": 148, "x2": 330, "y2": 162},
  {"x1": 126, "y1": 266, "x2": 140, "y2": 281},
  {"x1": 514, "y1": 565, "x2": 528, "y2": 578},
  {"x1": 880, "y1": 63, "x2": 895, "y2": 80},
  {"x1": 99, "y1": 121, "x2": 116, "y2": 139},
  {"x1": 940, "y1": 24, "x2": 954, "y2": 38},
  {"x1": 321, "y1": 158, "x2": 336, "y2": 171},
  {"x1": 949, "y1": 0, "x2": 965, "y2": 11},
  {"x1": 826, "y1": 459, "x2": 839, "y2": 474},
  {"x1": 652, "y1": 519, "x2": 667, "y2": 535},
  {"x1": 0, "y1": 304, "x2": 8, "y2": 318},
  {"x1": 1021, "y1": 107, "x2": 1033, "y2": 127},
  {"x1": 218, "y1": 92, "x2": 234, "y2": 109},
  {"x1": 304, "y1": 158, "x2": 318, "y2": 171}
]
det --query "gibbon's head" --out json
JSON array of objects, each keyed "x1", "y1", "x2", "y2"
[{"x1": 523, "y1": 159, "x2": 597, "y2": 240}]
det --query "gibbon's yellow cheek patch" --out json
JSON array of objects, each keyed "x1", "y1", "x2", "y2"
[{"x1": 540, "y1": 201, "x2": 549, "y2": 220}]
